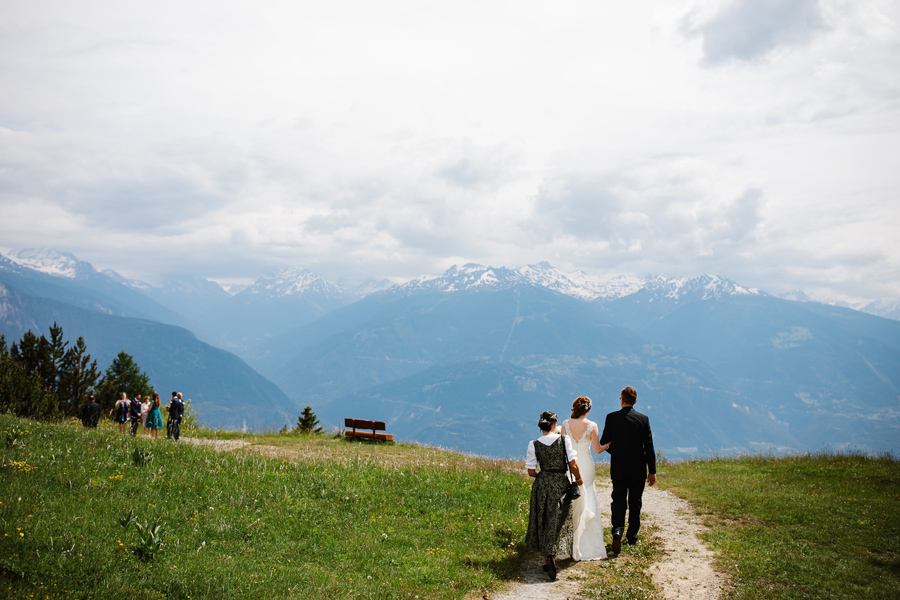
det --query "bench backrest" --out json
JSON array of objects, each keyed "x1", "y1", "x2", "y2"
[{"x1": 345, "y1": 418, "x2": 386, "y2": 431}]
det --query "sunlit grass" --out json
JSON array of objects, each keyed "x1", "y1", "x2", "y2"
[
  {"x1": 0, "y1": 413, "x2": 529, "y2": 599},
  {"x1": 4, "y1": 412, "x2": 898, "y2": 600},
  {"x1": 659, "y1": 452, "x2": 900, "y2": 600}
]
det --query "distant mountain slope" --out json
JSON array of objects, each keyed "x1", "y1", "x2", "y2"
[
  {"x1": 0, "y1": 280, "x2": 300, "y2": 431},
  {"x1": 2, "y1": 251, "x2": 354, "y2": 360},
  {"x1": 190, "y1": 267, "x2": 351, "y2": 354},
  {"x1": 1, "y1": 251, "x2": 187, "y2": 327},
  {"x1": 6, "y1": 251, "x2": 898, "y2": 458},
  {"x1": 861, "y1": 299, "x2": 900, "y2": 322},
  {"x1": 329, "y1": 357, "x2": 792, "y2": 458},
  {"x1": 263, "y1": 280, "x2": 799, "y2": 458},
  {"x1": 105, "y1": 271, "x2": 232, "y2": 322},
  {"x1": 598, "y1": 289, "x2": 900, "y2": 453}
]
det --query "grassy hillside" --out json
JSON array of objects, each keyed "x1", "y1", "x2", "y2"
[
  {"x1": 0, "y1": 414, "x2": 528, "y2": 599},
  {"x1": 2, "y1": 412, "x2": 898, "y2": 599},
  {"x1": 659, "y1": 453, "x2": 900, "y2": 600}
]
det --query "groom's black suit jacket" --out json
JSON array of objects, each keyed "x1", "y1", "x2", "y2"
[{"x1": 599, "y1": 406, "x2": 656, "y2": 480}]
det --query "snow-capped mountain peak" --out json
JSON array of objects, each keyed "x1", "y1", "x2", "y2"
[
  {"x1": 861, "y1": 299, "x2": 900, "y2": 321},
  {"x1": 5, "y1": 248, "x2": 99, "y2": 279},
  {"x1": 638, "y1": 274, "x2": 765, "y2": 301},
  {"x1": 240, "y1": 267, "x2": 343, "y2": 299},
  {"x1": 395, "y1": 262, "x2": 637, "y2": 300},
  {"x1": 393, "y1": 263, "x2": 766, "y2": 303},
  {"x1": 400, "y1": 263, "x2": 541, "y2": 295}
]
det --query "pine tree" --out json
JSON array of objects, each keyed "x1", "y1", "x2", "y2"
[
  {"x1": 14, "y1": 330, "x2": 57, "y2": 394},
  {"x1": 0, "y1": 335, "x2": 57, "y2": 419},
  {"x1": 58, "y1": 336, "x2": 100, "y2": 417},
  {"x1": 295, "y1": 406, "x2": 323, "y2": 434},
  {"x1": 96, "y1": 352, "x2": 152, "y2": 412}
]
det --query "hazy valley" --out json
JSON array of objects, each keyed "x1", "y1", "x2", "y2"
[{"x1": 2, "y1": 249, "x2": 898, "y2": 459}]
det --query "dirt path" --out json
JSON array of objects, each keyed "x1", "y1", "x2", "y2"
[
  {"x1": 183, "y1": 438, "x2": 724, "y2": 599},
  {"x1": 488, "y1": 482, "x2": 725, "y2": 600},
  {"x1": 182, "y1": 437, "x2": 251, "y2": 452}
]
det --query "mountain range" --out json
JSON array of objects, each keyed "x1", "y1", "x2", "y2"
[{"x1": 1, "y1": 249, "x2": 898, "y2": 459}]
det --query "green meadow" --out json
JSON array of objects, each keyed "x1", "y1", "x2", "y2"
[
  {"x1": 2, "y1": 412, "x2": 898, "y2": 599},
  {"x1": 659, "y1": 453, "x2": 900, "y2": 600},
  {"x1": 0, "y1": 414, "x2": 528, "y2": 599}
]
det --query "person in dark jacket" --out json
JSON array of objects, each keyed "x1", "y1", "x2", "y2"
[
  {"x1": 599, "y1": 386, "x2": 656, "y2": 553},
  {"x1": 129, "y1": 393, "x2": 142, "y2": 436},
  {"x1": 81, "y1": 395, "x2": 100, "y2": 428},
  {"x1": 166, "y1": 392, "x2": 185, "y2": 440}
]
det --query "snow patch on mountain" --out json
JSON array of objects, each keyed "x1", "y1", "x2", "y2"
[
  {"x1": 394, "y1": 263, "x2": 762, "y2": 303},
  {"x1": 775, "y1": 289, "x2": 900, "y2": 321},
  {"x1": 101, "y1": 268, "x2": 153, "y2": 292},
  {"x1": 777, "y1": 290, "x2": 814, "y2": 303},
  {"x1": 862, "y1": 299, "x2": 900, "y2": 321},
  {"x1": 339, "y1": 277, "x2": 402, "y2": 299},
  {"x1": 639, "y1": 274, "x2": 764, "y2": 301},
  {"x1": 5, "y1": 248, "x2": 99, "y2": 279},
  {"x1": 566, "y1": 271, "x2": 645, "y2": 300},
  {"x1": 239, "y1": 267, "x2": 344, "y2": 299}
]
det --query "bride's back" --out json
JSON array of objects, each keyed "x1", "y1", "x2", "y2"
[{"x1": 564, "y1": 418, "x2": 595, "y2": 444}]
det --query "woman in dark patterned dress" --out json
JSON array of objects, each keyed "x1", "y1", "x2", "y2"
[{"x1": 525, "y1": 410, "x2": 583, "y2": 581}]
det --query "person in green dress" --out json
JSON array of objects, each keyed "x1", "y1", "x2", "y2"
[
  {"x1": 525, "y1": 410, "x2": 584, "y2": 581},
  {"x1": 145, "y1": 392, "x2": 164, "y2": 439}
]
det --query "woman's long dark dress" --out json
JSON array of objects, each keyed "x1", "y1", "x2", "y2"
[{"x1": 525, "y1": 436, "x2": 575, "y2": 556}]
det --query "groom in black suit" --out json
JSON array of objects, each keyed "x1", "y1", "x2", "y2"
[{"x1": 599, "y1": 386, "x2": 656, "y2": 553}]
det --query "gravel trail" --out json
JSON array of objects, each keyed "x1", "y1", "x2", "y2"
[{"x1": 487, "y1": 482, "x2": 725, "y2": 600}]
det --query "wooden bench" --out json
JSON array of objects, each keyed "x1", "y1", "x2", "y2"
[{"x1": 344, "y1": 418, "x2": 393, "y2": 442}]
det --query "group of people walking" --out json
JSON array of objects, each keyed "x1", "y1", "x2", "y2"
[
  {"x1": 81, "y1": 391, "x2": 185, "y2": 440},
  {"x1": 525, "y1": 386, "x2": 656, "y2": 581}
]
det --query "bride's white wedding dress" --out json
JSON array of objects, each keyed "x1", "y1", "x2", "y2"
[{"x1": 564, "y1": 419, "x2": 608, "y2": 561}]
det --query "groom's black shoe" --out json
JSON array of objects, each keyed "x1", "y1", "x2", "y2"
[
  {"x1": 626, "y1": 536, "x2": 638, "y2": 546},
  {"x1": 611, "y1": 529, "x2": 623, "y2": 554}
]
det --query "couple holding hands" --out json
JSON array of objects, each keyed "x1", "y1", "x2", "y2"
[{"x1": 525, "y1": 387, "x2": 656, "y2": 581}]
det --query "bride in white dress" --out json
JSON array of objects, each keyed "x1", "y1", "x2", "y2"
[{"x1": 560, "y1": 396, "x2": 610, "y2": 561}]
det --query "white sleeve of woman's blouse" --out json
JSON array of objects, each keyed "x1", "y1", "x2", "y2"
[
  {"x1": 525, "y1": 440, "x2": 538, "y2": 470},
  {"x1": 563, "y1": 435, "x2": 577, "y2": 462}
]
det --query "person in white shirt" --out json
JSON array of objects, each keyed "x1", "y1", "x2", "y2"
[{"x1": 524, "y1": 410, "x2": 583, "y2": 581}]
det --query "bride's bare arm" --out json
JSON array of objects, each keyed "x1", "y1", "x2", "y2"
[{"x1": 591, "y1": 423, "x2": 604, "y2": 453}]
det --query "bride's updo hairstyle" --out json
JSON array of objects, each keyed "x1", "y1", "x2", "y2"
[
  {"x1": 571, "y1": 396, "x2": 592, "y2": 418},
  {"x1": 538, "y1": 411, "x2": 558, "y2": 432}
]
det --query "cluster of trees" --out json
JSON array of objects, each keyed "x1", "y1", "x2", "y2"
[{"x1": 0, "y1": 323, "x2": 152, "y2": 421}]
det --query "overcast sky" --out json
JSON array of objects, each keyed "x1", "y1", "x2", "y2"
[{"x1": 1, "y1": 0, "x2": 898, "y2": 302}]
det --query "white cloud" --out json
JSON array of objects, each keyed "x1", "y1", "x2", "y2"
[
  {"x1": 0, "y1": 0, "x2": 898, "y2": 300},
  {"x1": 683, "y1": 0, "x2": 828, "y2": 65}
]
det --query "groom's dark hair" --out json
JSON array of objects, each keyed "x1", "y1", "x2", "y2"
[{"x1": 621, "y1": 386, "x2": 637, "y2": 405}]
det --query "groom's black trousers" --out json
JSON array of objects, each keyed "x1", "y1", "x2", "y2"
[{"x1": 610, "y1": 476, "x2": 646, "y2": 539}]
